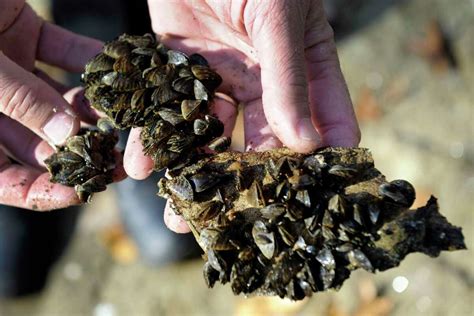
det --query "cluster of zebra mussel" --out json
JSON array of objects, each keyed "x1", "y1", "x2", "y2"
[
  {"x1": 44, "y1": 119, "x2": 118, "y2": 203},
  {"x1": 82, "y1": 33, "x2": 229, "y2": 171},
  {"x1": 159, "y1": 147, "x2": 466, "y2": 300},
  {"x1": 44, "y1": 34, "x2": 465, "y2": 300},
  {"x1": 46, "y1": 33, "x2": 227, "y2": 202}
]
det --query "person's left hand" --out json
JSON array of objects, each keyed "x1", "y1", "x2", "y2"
[{"x1": 0, "y1": 1, "x2": 124, "y2": 210}]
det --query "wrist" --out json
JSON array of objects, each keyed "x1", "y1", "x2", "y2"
[{"x1": 0, "y1": 0, "x2": 26, "y2": 33}]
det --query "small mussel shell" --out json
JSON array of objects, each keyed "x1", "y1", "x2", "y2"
[
  {"x1": 167, "y1": 134, "x2": 194, "y2": 153},
  {"x1": 189, "y1": 53, "x2": 209, "y2": 66},
  {"x1": 205, "y1": 115, "x2": 224, "y2": 137},
  {"x1": 103, "y1": 40, "x2": 132, "y2": 59},
  {"x1": 277, "y1": 223, "x2": 296, "y2": 246},
  {"x1": 96, "y1": 118, "x2": 116, "y2": 134},
  {"x1": 195, "y1": 200, "x2": 223, "y2": 221},
  {"x1": 131, "y1": 47, "x2": 156, "y2": 56},
  {"x1": 347, "y1": 249, "x2": 373, "y2": 272},
  {"x1": 143, "y1": 64, "x2": 176, "y2": 86},
  {"x1": 181, "y1": 99, "x2": 204, "y2": 121},
  {"x1": 199, "y1": 228, "x2": 220, "y2": 250},
  {"x1": 303, "y1": 154, "x2": 327, "y2": 171},
  {"x1": 84, "y1": 53, "x2": 114, "y2": 73},
  {"x1": 101, "y1": 72, "x2": 145, "y2": 91},
  {"x1": 167, "y1": 175, "x2": 194, "y2": 201},
  {"x1": 157, "y1": 108, "x2": 185, "y2": 126},
  {"x1": 193, "y1": 118, "x2": 209, "y2": 135},
  {"x1": 194, "y1": 79, "x2": 209, "y2": 100},
  {"x1": 119, "y1": 33, "x2": 155, "y2": 47},
  {"x1": 191, "y1": 65, "x2": 222, "y2": 90},
  {"x1": 190, "y1": 173, "x2": 220, "y2": 193},
  {"x1": 172, "y1": 76, "x2": 195, "y2": 95},
  {"x1": 76, "y1": 174, "x2": 109, "y2": 203},
  {"x1": 252, "y1": 220, "x2": 275, "y2": 259},
  {"x1": 167, "y1": 50, "x2": 189, "y2": 65},
  {"x1": 203, "y1": 262, "x2": 219, "y2": 288},
  {"x1": 208, "y1": 136, "x2": 231, "y2": 152},
  {"x1": 113, "y1": 56, "x2": 136, "y2": 73},
  {"x1": 327, "y1": 194, "x2": 346, "y2": 215},
  {"x1": 316, "y1": 248, "x2": 335, "y2": 270},
  {"x1": 379, "y1": 179, "x2": 416, "y2": 207},
  {"x1": 260, "y1": 203, "x2": 286, "y2": 221},
  {"x1": 328, "y1": 164, "x2": 357, "y2": 177}
]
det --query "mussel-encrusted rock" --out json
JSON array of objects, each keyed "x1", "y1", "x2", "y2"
[
  {"x1": 159, "y1": 147, "x2": 466, "y2": 300},
  {"x1": 82, "y1": 33, "x2": 224, "y2": 171},
  {"x1": 44, "y1": 119, "x2": 118, "y2": 203},
  {"x1": 44, "y1": 33, "x2": 465, "y2": 301}
]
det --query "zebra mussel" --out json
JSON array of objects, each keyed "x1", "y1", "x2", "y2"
[{"x1": 44, "y1": 118, "x2": 118, "y2": 203}]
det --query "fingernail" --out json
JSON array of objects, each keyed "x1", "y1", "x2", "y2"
[
  {"x1": 298, "y1": 118, "x2": 321, "y2": 143},
  {"x1": 43, "y1": 112, "x2": 75, "y2": 145}
]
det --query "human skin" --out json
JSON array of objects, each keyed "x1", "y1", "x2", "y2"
[
  {"x1": 0, "y1": 0, "x2": 359, "y2": 219},
  {"x1": 0, "y1": 0, "x2": 124, "y2": 210},
  {"x1": 124, "y1": 0, "x2": 360, "y2": 232}
]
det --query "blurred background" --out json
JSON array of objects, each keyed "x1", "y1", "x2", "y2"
[{"x1": 0, "y1": 0, "x2": 473, "y2": 315}]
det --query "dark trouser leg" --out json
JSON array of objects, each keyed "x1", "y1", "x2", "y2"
[
  {"x1": 0, "y1": 205, "x2": 80, "y2": 297},
  {"x1": 115, "y1": 173, "x2": 201, "y2": 266}
]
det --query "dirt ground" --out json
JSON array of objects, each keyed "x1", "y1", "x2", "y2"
[{"x1": 0, "y1": 0, "x2": 473, "y2": 315}]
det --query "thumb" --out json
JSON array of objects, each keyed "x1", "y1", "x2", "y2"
[
  {"x1": 250, "y1": 1, "x2": 321, "y2": 153},
  {"x1": 0, "y1": 52, "x2": 79, "y2": 145}
]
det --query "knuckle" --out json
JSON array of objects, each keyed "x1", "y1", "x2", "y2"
[
  {"x1": 0, "y1": 83, "x2": 39, "y2": 123},
  {"x1": 0, "y1": 0, "x2": 27, "y2": 33}
]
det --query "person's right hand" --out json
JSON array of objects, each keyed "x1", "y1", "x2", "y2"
[
  {"x1": 126, "y1": 0, "x2": 360, "y2": 233},
  {"x1": 0, "y1": 0, "x2": 123, "y2": 211}
]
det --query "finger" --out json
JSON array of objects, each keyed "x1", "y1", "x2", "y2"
[
  {"x1": 0, "y1": 115, "x2": 54, "y2": 169},
  {"x1": 37, "y1": 22, "x2": 103, "y2": 73},
  {"x1": 112, "y1": 150, "x2": 127, "y2": 182},
  {"x1": 244, "y1": 98, "x2": 282, "y2": 152},
  {"x1": 0, "y1": 3, "x2": 41, "y2": 70},
  {"x1": 305, "y1": 25, "x2": 361, "y2": 147},
  {"x1": 250, "y1": 2, "x2": 322, "y2": 153},
  {"x1": 63, "y1": 87, "x2": 102, "y2": 125},
  {"x1": 33, "y1": 68, "x2": 69, "y2": 94},
  {"x1": 0, "y1": 152, "x2": 80, "y2": 211},
  {"x1": 211, "y1": 93, "x2": 238, "y2": 138},
  {"x1": 164, "y1": 200, "x2": 191, "y2": 234},
  {"x1": 124, "y1": 128, "x2": 154, "y2": 180},
  {"x1": 0, "y1": 52, "x2": 79, "y2": 145},
  {"x1": 0, "y1": 0, "x2": 26, "y2": 33},
  {"x1": 34, "y1": 71, "x2": 102, "y2": 125}
]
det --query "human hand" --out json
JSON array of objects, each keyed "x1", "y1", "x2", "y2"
[
  {"x1": 0, "y1": 1, "x2": 124, "y2": 210},
  {"x1": 125, "y1": 0, "x2": 360, "y2": 232}
]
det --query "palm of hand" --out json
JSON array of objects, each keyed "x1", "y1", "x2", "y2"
[
  {"x1": 149, "y1": 0, "x2": 271, "y2": 150},
  {"x1": 147, "y1": 0, "x2": 359, "y2": 152}
]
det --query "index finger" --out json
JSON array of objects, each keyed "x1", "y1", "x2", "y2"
[{"x1": 37, "y1": 22, "x2": 103, "y2": 73}]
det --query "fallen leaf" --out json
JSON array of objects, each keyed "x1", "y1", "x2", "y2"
[
  {"x1": 408, "y1": 20, "x2": 457, "y2": 74},
  {"x1": 99, "y1": 224, "x2": 138, "y2": 264},
  {"x1": 355, "y1": 86, "x2": 382, "y2": 122},
  {"x1": 412, "y1": 188, "x2": 433, "y2": 209}
]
